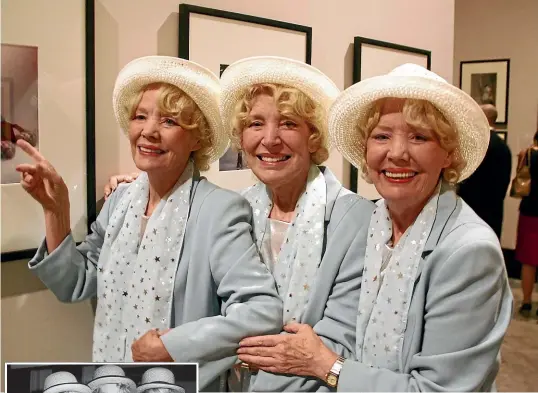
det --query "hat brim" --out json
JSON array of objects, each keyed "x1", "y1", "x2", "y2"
[
  {"x1": 137, "y1": 382, "x2": 185, "y2": 393},
  {"x1": 113, "y1": 56, "x2": 229, "y2": 164},
  {"x1": 44, "y1": 383, "x2": 91, "y2": 393},
  {"x1": 329, "y1": 74, "x2": 490, "y2": 182},
  {"x1": 87, "y1": 376, "x2": 136, "y2": 391},
  {"x1": 219, "y1": 56, "x2": 340, "y2": 147}
]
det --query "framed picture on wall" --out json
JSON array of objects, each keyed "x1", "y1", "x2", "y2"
[
  {"x1": 178, "y1": 3, "x2": 312, "y2": 191},
  {"x1": 1, "y1": 0, "x2": 95, "y2": 262},
  {"x1": 460, "y1": 59, "x2": 510, "y2": 126},
  {"x1": 350, "y1": 36, "x2": 431, "y2": 200}
]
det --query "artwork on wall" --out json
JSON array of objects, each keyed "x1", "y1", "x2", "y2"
[
  {"x1": 217, "y1": 63, "x2": 249, "y2": 172},
  {"x1": 350, "y1": 36, "x2": 431, "y2": 201},
  {"x1": 1, "y1": 45, "x2": 39, "y2": 183},
  {"x1": 1, "y1": 0, "x2": 95, "y2": 262},
  {"x1": 460, "y1": 59, "x2": 510, "y2": 126},
  {"x1": 178, "y1": 3, "x2": 312, "y2": 191}
]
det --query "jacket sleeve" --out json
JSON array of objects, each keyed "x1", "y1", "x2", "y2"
[
  {"x1": 160, "y1": 190, "x2": 283, "y2": 388},
  {"x1": 27, "y1": 185, "x2": 127, "y2": 303},
  {"x1": 248, "y1": 198, "x2": 374, "y2": 392},
  {"x1": 337, "y1": 229, "x2": 513, "y2": 392}
]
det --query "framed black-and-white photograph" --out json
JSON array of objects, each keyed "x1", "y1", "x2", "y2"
[
  {"x1": 178, "y1": 3, "x2": 312, "y2": 191},
  {"x1": 350, "y1": 36, "x2": 431, "y2": 200},
  {"x1": 1, "y1": 0, "x2": 95, "y2": 262},
  {"x1": 460, "y1": 59, "x2": 510, "y2": 126},
  {"x1": 6, "y1": 362, "x2": 198, "y2": 393}
]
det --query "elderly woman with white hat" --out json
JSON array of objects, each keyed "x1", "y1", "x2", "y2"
[
  {"x1": 43, "y1": 371, "x2": 91, "y2": 393},
  {"x1": 212, "y1": 56, "x2": 373, "y2": 392},
  {"x1": 88, "y1": 365, "x2": 136, "y2": 393},
  {"x1": 137, "y1": 367, "x2": 185, "y2": 393},
  {"x1": 19, "y1": 56, "x2": 283, "y2": 391},
  {"x1": 240, "y1": 63, "x2": 513, "y2": 391}
]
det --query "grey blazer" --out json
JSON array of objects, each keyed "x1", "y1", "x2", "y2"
[
  {"x1": 28, "y1": 172, "x2": 283, "y2": 392},
  {"x1": 247, "y1": 167, "x2": 375, "y2": 392},
  {"x1": 337, "y1": 186, "x2": 513, "y2": 392}
]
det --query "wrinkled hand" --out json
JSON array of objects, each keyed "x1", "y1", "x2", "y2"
[
  {"x1": 15, "y1": 139, "x2": 69, "y2": 213},
  {"x1": 104, "y1": 172, "x2": 140, "y2": 200},
  {"x1": 237, "y1": 323, "x2": 338, "y2": 380},
  {"x1": 131, "y1": 329, "x2": 173, "y2": 362}
]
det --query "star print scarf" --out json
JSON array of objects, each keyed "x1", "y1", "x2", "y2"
[
  {"x1": 92, "y1": 162, "x2": 193, "y2": 362},
  {"x1": 241, "y1": 164, "x2": 326, "y2": 324},
  {"x1": 354, "y1": 182, "x2": 441, "y2": 371}
]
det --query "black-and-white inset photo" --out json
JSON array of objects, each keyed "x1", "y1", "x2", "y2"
[{"x1": 5, "y1": 363, "x2": 198, "y2": 393}]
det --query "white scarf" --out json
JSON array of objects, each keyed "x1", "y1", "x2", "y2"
[
  {"x1": 241, "y1": 164, "x2": 327, "y2": 324},
  {"x1": 355, "y1": 183, "x2": 441, "y2": 371},
  {"x1": 92, "y1": 162, "x2": 194, "y2": 361}
]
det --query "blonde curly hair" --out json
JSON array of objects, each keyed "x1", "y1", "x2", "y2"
[
  {"x1": 230, "y1": 83, "x2": 329, "y2": 164},
  {"x1": 126, "y1": 82, "x2": 213, "y2": 171},
  {"x1": 356, "y1": 98, "x2": 465, "y2": 185}
]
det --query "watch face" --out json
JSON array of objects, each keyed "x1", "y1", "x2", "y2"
[{"x1": 327, "y1": 374, "x2": 337, "y2": 386}]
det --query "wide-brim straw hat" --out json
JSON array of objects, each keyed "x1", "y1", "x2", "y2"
[
  {"x1": 43, "y1": 371, "x2": 91, "y2": 393},
  {"x1": 219, "y1": 56, "x2": 340, "y2": 144},
  {"x1": 87, "y1": 365, "x2": 136, "y2": 392},
  {"x1": 136, "y1": 367, "x2": 185, "y2": 393},
  {"x1": 113, "y1": 55, "x2": 229, "y2": 164},
  {"x1": 329, "y1": 63, "x2": 490, "y2": 182}
]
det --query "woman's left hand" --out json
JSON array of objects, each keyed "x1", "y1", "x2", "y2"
[{"x1": 237, "y1": 323, "x2": 338, "y2": 380}]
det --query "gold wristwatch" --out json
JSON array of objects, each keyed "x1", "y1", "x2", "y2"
[{"x1": 325, "y1": 356, "x2": 345, "y2": 388}]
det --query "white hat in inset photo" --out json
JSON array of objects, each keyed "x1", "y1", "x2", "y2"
[
  {"x1": 43, "y1": 371, "x2": 91, "y2": 393},
  {"x1": 329, "y1": 63, "x2": 490, "y2": 182},
  {"x1": 136, "y1": 367, "x2": 185, "y2": 393},
  {"x1": 219, "y1": 56, "x2": 340, "y2": 142},
  {"x1": 113, "y1": 55, "x2": 229, "y2": 164},
  {"x1": 87, "y1": 365, "x2": 136, "y2": 392}
]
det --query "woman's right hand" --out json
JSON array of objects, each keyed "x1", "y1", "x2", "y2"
[
  {"x1": 15, "y1": 139, "x2": 69, "y2": 213},
  {"x1": 104, "y1": 172, "x2": 140, "y2": 200}
]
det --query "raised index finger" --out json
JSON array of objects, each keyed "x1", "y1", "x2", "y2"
[{"x1": 16, "y1": 139, "x2": 45, "y2": 162}]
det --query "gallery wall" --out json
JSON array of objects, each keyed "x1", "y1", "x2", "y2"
[
  {"x1": 1, "y1": 0, "x2": 456, "y2": 375},
  {"x1": 454, "y1": 0, "x2": 538, "y2": 250}
]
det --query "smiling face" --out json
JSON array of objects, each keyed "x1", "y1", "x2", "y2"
[
  {"x1": 127, "y1": 84, "x2": 202, "y2": 178},
  {"x1": 240, "y1": 93, "x2": 318, "y2": 189},
  {"x1": 365, "y1": 98, "x2": 452, "y2": 208}
]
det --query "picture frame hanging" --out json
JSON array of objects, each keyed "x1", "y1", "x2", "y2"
[
  {"x1": 460, "y1": 58, "x2": 510, "y2": 126},
  {"x1": 178, "y1": 3, "x2": 312, "y2": 191},
  {"x1": 1, "y1": 0, "x2": 95, "y2": 262},
  {"x1": 350, "y1": 36, "x2": 431, "y2": 200}
]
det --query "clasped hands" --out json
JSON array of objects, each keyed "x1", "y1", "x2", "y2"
[{"x1": 237, "y1": 323, "x2": 338, "y2": 380}]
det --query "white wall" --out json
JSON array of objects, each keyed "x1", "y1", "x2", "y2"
[
  {"x1": 454, "y1": 0, "x2": 538, "y2": 249},
  {"x1": 1, "y1": 0, "x2": 456, "y2": 370}
]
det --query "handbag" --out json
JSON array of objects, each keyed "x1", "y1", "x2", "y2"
[{"x1": 510, "y1": 148, "x2": 532, "y2": 198}]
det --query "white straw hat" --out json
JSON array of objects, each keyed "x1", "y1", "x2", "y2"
[
  {"x1": 43, "y1": 371, "x2": 91, "y2": 393},
  {"x1": 219, "y1": 56, "x2": 340, "y2": 143},
  {"x1": 329, "y1": 63, "x2": 490, "y2": 182},
  {"x1": 136, "y1": 367, "x2": 185, "y2": 393},
  {"x1": 113, "y1": 55, "x2": 229, "y2": 163},
  {"x1": 87, "y1": 365, "x2": 136, "y2": 392}
]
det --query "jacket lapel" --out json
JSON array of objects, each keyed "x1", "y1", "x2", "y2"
[{"x1": 415, "y1": 184, "x2": 459, "y2": 281}]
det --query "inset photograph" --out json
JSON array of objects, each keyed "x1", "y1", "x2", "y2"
[{"x1": 5, "y1": 363, "x2": 197, "y2": 393}]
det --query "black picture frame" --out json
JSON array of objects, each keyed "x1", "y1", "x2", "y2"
[
  {"x1": 349, "y1": 36, "x2": 432, "y2": 195},
  {"x1": 178, "y1": 4, "x2": 312, "y2": 64},
  {"x1": 459, "y1": 58, "x2": 510, "y2": 126},
  {"x1": 1, "y1": 0, "x2": 95, "y2": 263}
]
